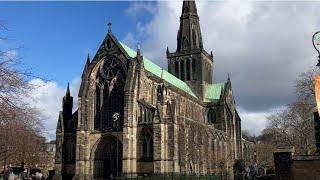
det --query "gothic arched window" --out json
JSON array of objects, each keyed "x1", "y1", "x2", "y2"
[
  {"x1": 186, "y1": 58, "x2": 190, "y2": 80},
  {"x1": 175, "y1": 61, "x2": 179, "y2": 77},
  {"x1": 191, "y1": 23, "x2": 198, "y2": 48},
  {"x1": 141, "y1": 128, "x2": 153, "y2": 160},
  {"x1": 207, "y1": 109, "x2": 216, "y2": 124},
  {"x1": 192, "y1": 59, "x2": 196, "y2": 80},
  {"x1": 180, "y1": 60, "x2": 185, "y2": 81},
  {"x1": 94, "y1": 57, "x2": 126, "y2": 131}
]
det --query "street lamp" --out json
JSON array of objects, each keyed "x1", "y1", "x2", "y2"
[
  {"x1": 113, "y1": 112, "x2": 120, "y2": 178},
  {"x1": 312, "y1": 31, "x2": 320, "y2": 66}
]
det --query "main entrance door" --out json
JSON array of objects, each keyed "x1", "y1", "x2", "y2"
[{"x1": 93, "y1": 136, "x2": 122, "y2": 179}]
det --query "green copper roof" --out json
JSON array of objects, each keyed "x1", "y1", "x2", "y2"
[
  {"x1": 205, "y1": 83, "x2": 226, "y2": 103},
  {"x1": 120, "y1": 42, "x2": 197, "y2": 98}
]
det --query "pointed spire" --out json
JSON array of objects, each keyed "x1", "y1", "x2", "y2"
[
  {"x1": 182, "y1": 0, "x2": 198, "y2": 16},
  {"x1": 210, "y1": 51, "x2": 213, "y2": 58},
  {"x1": 166, "y1": 46, "x2": 169, "y2": 55},
  {"x1": 66, "y1": 82, "x2": 70, "y2": 97},
  {"x1": 86, "y1": 53, "x2": 90, "y2": 65},
  {"x1": 177, "y1": 0, "x2": 203, "y2": 52},
  {"x1": 227, "y1": 73, "x2": 230, "y2": 81}
]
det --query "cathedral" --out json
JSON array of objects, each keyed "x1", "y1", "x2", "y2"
[{"x1": 55, "y1": 0, "x2": 244, "y2": 179}]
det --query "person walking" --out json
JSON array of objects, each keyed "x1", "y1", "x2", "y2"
[{"x1": 20, "y1": 169, "x2": 28, "y2": 180}]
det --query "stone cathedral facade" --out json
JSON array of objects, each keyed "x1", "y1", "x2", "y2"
[{"x1": 55, "y1": 0, "x2": 243, "y2": 179}]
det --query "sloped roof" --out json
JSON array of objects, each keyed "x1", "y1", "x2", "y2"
[
  {"x1": 204, "y1": 83, "x2": 226, "y2": 103},
  {"x1": 120, "y1": 42, "x2": 226, "y2": 102},
  {"x1": 120, "y1": 42, "x2": 198, "y2": 98}
]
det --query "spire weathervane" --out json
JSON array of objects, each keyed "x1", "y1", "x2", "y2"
[
  {"x1": 312, "y1": 31, "x2": 320, "y2": 66},
  {"x1": 108, "y1": 22, "x2": 112, "y2": 33}
]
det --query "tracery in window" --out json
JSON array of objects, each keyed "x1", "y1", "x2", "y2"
[
  {"x1": 139, "y1": 105, "x2": 155, "y2": 124},
  {"x1": 140, "y1": 128, "x2": 153, "y2": 160},
  {"x1": 94, "y1": 57, "x2": 126, "y2": 131}
]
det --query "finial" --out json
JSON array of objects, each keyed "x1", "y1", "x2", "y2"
[
  {"x1": 108, "y1": 22, "x2": 112, "y2": 33},
  {"x1": 210, "y1": 51, "x2": 213, "y2": 58},
  {"x1": 137, "y1": 43, "x2": 141, "y2": 56},
  {"x1": 86, "y1": 53, "x2": 90, "y2": 65},
  {"x1": 166, "y1": 46, "x2": 169, "y2": 55},
  {"x1": 227, "y1": 73, "x2": 230, "y2": 81},
  {"x1": 66, "y1": 82, "x2": 70, "y2": 97},
  {"x1": 161, "y1": 68, "x2": 163, "y2": 79}
]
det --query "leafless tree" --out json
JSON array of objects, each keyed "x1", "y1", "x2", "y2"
[
  {"x1": 264, "y1": 102, "x2": 315, "y2": 155},
  {"x1": 260, "y1": 68, "x2": 319, "y2": 155},
  {"x1": 0, "y1": 23, "x2": 45, "y2": 169},
  {"x1": 295, "y1": 68, "x2": 319, "y2": 103}
]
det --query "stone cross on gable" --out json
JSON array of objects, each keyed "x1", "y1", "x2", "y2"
[{"x1": 108, "y1": 22, "x2": 112, "y2": 33}]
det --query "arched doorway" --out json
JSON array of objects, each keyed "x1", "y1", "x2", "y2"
[{"x1": 93, "y1": 136, "x2": 122, "y2": 179}]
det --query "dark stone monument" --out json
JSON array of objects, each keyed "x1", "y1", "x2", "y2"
[{"x1": 313, "y1": 111, "x2": 320, "y2": 153}]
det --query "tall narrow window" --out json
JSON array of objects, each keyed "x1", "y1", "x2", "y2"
[
  {"x1": 192, "y1": 23, "x2": 198, "y2": 48},
  {"x1": 175, "y1": 61, "x2": 179, "y2": 78},
  {"x1": 192, "y1": 59, "x2": 196, "y2": 80},
  {"x1": 181, "y1": 60, "x2": 185, "y2": 81},
  {"x1": 94, "y1": 57, "x2": 126, "y2": 131},
  {"x1": 142, "y1": 130, "x2": 153, "y2": 160},
  {"x1": 94, "y1": 86, "x2": 101, "y2": 130},
  {"x1": 186, "y1": 59, "x2": 190, "y2": 80},
  {"x1": 207, "y1": 109, "x2": 216, "y2": 124}
]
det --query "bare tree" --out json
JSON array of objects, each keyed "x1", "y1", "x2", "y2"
[
  {"x1": 260, "y1": 67, "x2": 319, "y2": 155},
  {"x1": 295, "y1": 67, "x2": 319, "y2": 103},
  {"x1": 0, "y1": 23, "x2": 44, "y2": 169},
  {"x1": 264, "y1": 102, "x2": 315, "y2": 155}
]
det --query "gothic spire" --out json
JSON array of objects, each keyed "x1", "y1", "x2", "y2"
[
  {"x1": 182, "y1": 0, "x2": 198, "y2": 15},
  {"x1": 86, "y1": 53, "x2": 90, "y2": 65},
  {"x1": 66, "y1": 82, "x2": 71, "y2": 97},
  {"x1": 177, "y1": 0, "x2": 203, "y2": 52},
  {"x1": 63, "y1": 82, "x2": 73, "y2": 119}
]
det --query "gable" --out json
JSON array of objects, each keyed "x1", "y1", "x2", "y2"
[{"x1": 204, "y1": 83, "x2": 226, "y2": 103}]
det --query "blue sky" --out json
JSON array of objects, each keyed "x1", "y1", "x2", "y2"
[{"x1": 0, "y1": 1, "x2": 154, "y2": 86}]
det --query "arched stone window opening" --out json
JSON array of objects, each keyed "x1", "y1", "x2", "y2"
[
  {"x1": 207, "y1": 109, "x2": 216, "y2": 124},
  {"x1": 140, "y1": 128, "x2": 153, "y2": 161},
  {"x1": 192, "y1": 59, "x2": 196, "y2": 80},
  {"x1": 186, "y1": 58, "x2": 191, "y2": 80},
  {"x1": 192, "y1": 23, "x2": 198, "y2": 48},
  {"x1": 181, "y1": 60, "x2": 185, "y2": 81},
  {"x1": 138, "y1": 101, "x2": 155, "y2": 124},
  {"x1": 94, "y1": 57, "x2": 126, "y2": 131},
  {"x1": 175, "y1": 61, "x2": 179, "y2": 78}
]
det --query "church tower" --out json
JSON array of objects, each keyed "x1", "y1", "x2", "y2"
[{"x1": 167, "y1": 0, "x2": 213, "y2": 100}]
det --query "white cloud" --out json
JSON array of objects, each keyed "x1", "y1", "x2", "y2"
[
  {"x1": 28, "y1": 78, "x2": 80, "y2": 140},
  {"x1": 239, "y1": 110, "x2": 270, "y2": 136},
  {"x1": 122, "y1": 0, "x2": 320, "y2": 135}
]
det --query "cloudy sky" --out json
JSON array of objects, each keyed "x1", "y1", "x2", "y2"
[{"x1": 1, "y1": 0, "x2": 319, "y2": 140}]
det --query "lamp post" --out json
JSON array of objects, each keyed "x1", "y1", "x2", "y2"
[
  {"x1": 113, "y1": 112, "x2": 120, "y2": 178},
  {"x1": 312, "y1": 31, "x2": 320, "y2": 66}
]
